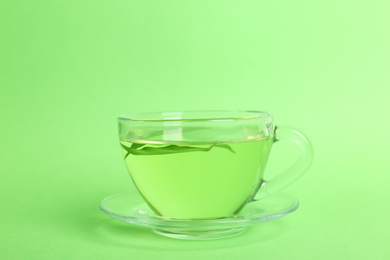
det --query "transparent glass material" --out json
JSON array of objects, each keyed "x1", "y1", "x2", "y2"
[
  {"x1": 118, "y1": 110, "x2": 275, "y2": 144},
  {"x1": 101, "y1": 110, "x2": 313, "y2": 239},
  {"x1": 99, "y1": 191, "x2": 299, "y2": 240}
]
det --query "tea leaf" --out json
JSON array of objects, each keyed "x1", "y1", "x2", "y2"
[
  {"x1": 121, "y1": 142, "x2": 235, "y2": 157},
  {"x1": 126, "y1": 145, "x2": 213, "y2": 155},
  {"x1": 121, "y1": 142, "x2": 147, "y2": 159},
  {"x1": 120, "y1": 143, "x2": 132, "y2": 159},
  {"x1": 214, "y1": 144, "x2": 237, "y2": 154},
  {"x1": 131, "y1": 143, "x2": 147, "y2": 150}
]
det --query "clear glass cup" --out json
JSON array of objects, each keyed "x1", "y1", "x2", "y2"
[{"x1": 116, "y1": 110, "x2": 313, "y2": 238}]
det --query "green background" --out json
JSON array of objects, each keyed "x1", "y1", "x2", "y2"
[{"x1": 1, "y1": 0, "x2": 389, "y2": 259}]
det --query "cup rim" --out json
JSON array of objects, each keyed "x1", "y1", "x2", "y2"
[{"x1": 118, "y1": 110, "x2": 273, "y2": 122}]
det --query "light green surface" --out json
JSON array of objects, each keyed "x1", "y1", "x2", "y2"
[{"x1": 1, "y1": 0, "x2": 389, "y2": 259}]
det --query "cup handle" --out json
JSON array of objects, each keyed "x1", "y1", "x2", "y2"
[{"x1": 254, "y1": 126, "x2": 314, "y2": 200}]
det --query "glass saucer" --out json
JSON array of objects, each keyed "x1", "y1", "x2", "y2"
[{"x1": 99, "y1": 191, "x2": 299, "y2": 240}]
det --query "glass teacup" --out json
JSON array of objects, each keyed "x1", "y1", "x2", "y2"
[{"x1": 118, "y1": 110, "x2": 313, "y2": 221}]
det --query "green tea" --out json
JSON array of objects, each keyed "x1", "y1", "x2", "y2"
[{"x1": 120, "y1": 138, "x2": 273, "y2": 220}]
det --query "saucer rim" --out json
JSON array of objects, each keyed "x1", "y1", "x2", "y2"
[{"x1": 99, "y1": 191, "x2": 299, "y2": 229}]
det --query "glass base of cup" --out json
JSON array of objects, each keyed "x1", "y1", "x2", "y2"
[
  {"x1": 153, "y1": 227, "x2": 245, "y2": 240},
  {"x1": 99, "y1": 190, "x2": 299, "y2": 240}
]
